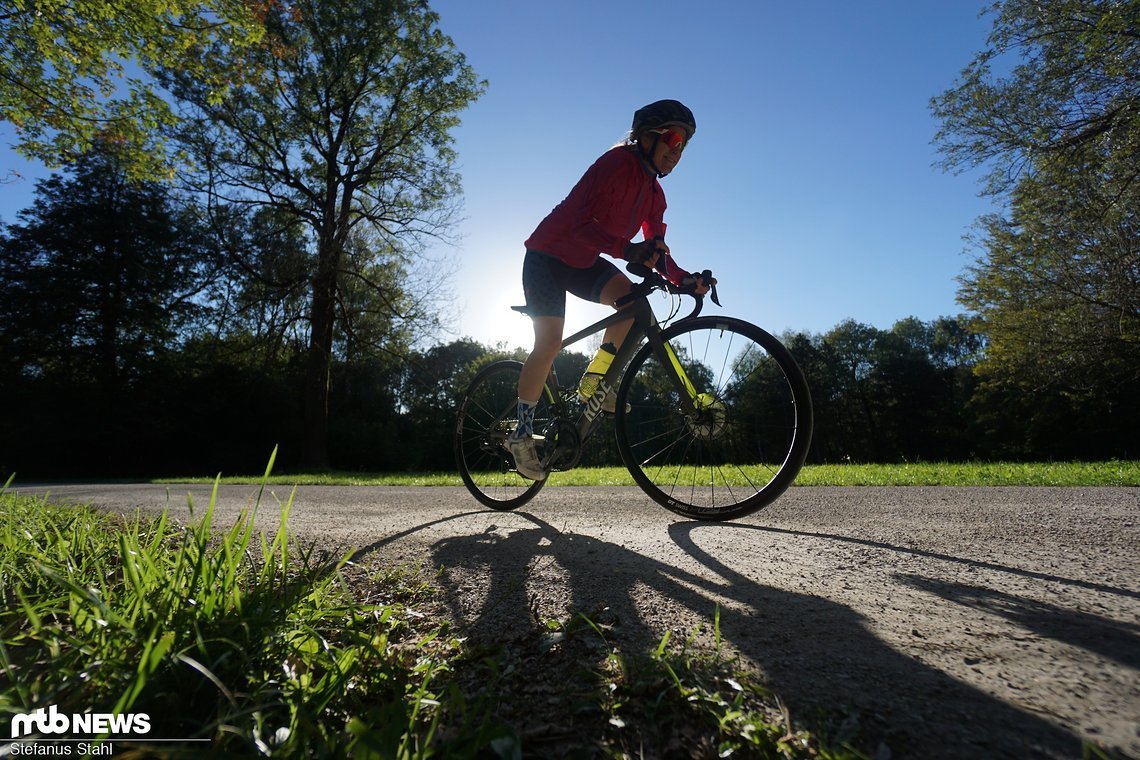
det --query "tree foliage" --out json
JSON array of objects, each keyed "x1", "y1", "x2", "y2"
[
  {"x1": 0, "y1": 143, "x2": 218, "y2": 389},
  {"x1": 789, "y1": 318, "x2": 985, "y2": 463},
  {"x1": 0, "y1": 0, "x2": 262, "y2": 179},
  {"x1": 932, "y1": 0, "x2": 1140, "y2": 447},
  {"x1": 165, "y1": 0, "x2": 485, "y2": 468},
  {"x1": 932, "y1": 0, "x2": 1140, "y2": 193},
  {"x1": 0, "y1": 143, "x2": 234, "y2": 475},
  {"x1": 205, "y1": 205, "x2": 315, "y2": 362}
]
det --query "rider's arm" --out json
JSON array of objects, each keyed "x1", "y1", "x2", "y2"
[
  {"x1": 572, "y1": 150, "x2": 648, "y2": 258},
  {"x1": 639, "y1": 184, "x2": 691, "y2": 286},
  {"x1": 654, "y1": 250, "x2": 690, "y2": 287}
]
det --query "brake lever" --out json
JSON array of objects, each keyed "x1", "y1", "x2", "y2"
[{"x1": 701, "y1": 269, "x2": 721, "y2": 307}]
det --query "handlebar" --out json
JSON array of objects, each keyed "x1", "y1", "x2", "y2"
[{"x1": 618, "y1": 262, "x2": 720, "y2": 318}]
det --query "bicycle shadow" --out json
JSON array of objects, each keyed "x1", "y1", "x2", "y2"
[
  {"x1": 747, "y1": 523, "x2": 1140, "y2": 601},
  {"x1": 666, "y1": 520, "x2": 1133, "y2": 758},
  {"x1": 422, "y1": 511, "x2": 1081, "y2": 759},
  {"x1": 896, "y1": 572, "x2": 1140, "y2": 670}
]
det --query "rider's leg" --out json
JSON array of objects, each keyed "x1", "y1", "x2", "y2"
[
  {"x1": 598, "y1": 273, "x2": 634, "y2": 349},
  {"x1": 578, "y1": 273, "x2": 635, "y2": 409},
  {"x1": 510, "y1": 315, "x2": 563, "y2": 481},
  {"x1": 515, "y1": 315, "x2": 563, "y2": 434},
  {"x1": 515, "y1": 250, "x2": 567, "y2": 437}
]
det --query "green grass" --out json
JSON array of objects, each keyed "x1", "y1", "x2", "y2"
[
  {"x1": 156, "y1": 460, "x2": 1140, "y2": 488},
  {"x1": 0, "y1": 460, "x2": 491, "y2": 757},
  {"x1": 793, "y1": 460, "x2": 1140, "y2": 487},
  {"x1": 2, "y1": 461, "x2": 867, "y2": 758}
]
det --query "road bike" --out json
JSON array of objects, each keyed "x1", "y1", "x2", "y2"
[{"x1": 454, "y1": 263, "x2": 813, "y2": 521}]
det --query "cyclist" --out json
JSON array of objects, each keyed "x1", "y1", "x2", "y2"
[{"x1": 507, "y1": 99, "x2": 714, "y2": 480}]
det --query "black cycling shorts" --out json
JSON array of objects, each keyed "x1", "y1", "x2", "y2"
[{"x1": 521, "y1": 250, "x2": 622, "y2": 318}]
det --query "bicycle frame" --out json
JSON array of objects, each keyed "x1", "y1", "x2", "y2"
[{"x1": 543, "y1": 290, "x2": 704, "y2": 457}]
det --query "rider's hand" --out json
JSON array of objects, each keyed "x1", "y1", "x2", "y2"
[
  {"x1": 624, "y1": 237, "x2": 668, "y2": 269},
  {"x1": 682, "y1": 272, "x2": 717, "y2": 296}
]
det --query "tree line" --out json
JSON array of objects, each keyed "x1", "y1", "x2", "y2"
[
  {"x1": 0, "y1": 146, "x2": 1132, "y2": 477},
  {"x1": 1, "y1": 0, "x2": 1136, "y2": 476}
]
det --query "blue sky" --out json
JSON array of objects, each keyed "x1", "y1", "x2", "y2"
[
  {"x1": 426, "y1": 0, "x2": 999, "y2": 350},
  {"x1": 1, "y1": 1, "x2": 999, "y2": 352}
]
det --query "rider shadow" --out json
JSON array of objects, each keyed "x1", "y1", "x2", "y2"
[{"x1": 427, "y1": 511, "x2": 1080, "y2": 759}]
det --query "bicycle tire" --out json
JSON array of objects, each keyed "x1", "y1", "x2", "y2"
[
  {"x1": 614, "y1": 316, "x2": 813, "y2": 520},
  {"x1": 455, "y1": 359, "x2": 549, "y2": 510}
]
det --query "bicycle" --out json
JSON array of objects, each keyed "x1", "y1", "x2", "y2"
[{"x1": 453, "y1": 263, "x2": 813, "y2": 521}]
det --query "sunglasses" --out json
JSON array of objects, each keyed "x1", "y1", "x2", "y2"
[{"x1": 653, "y1": 128, "x2": 687, "y2": 152}]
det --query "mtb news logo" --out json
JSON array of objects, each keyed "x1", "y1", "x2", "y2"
[{"x1": 10, "y1": 705, "x2": 151, "y2": 738}]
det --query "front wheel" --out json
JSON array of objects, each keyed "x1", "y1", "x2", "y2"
[
  {"x1": 455, "y1": 360, "x2": 550, "y2": 510},
  {"x1": 615, "y1": 316, "x2": 813, "y2": 520}
]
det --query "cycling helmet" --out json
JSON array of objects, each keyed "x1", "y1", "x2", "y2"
[{"x1": 631, "y1": 99, "x2": 696, "y2": 141}]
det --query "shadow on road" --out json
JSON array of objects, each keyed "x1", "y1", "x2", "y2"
[
  {"x1": 751, "y1": 523, "x2": 1140, "y2": 601},
  {"x1": 379, "y1": 511, "x2": 1085, "y2": 759},
  {"x1": 897, "y1": 572, "x2": 1140, "y2": 671}
]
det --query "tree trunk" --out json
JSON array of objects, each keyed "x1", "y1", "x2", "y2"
[{"x1": 301, "y1": 240, "x2": 340, "y2": 470}]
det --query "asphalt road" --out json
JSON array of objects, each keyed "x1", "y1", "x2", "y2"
[{"x1": 16, "y1": 482, "x2": 1140, "y2": 759}]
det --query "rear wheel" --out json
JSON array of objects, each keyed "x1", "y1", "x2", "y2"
[
  {"x1": 455, "y1": 360, "x2": 550, "y2": 510},
  {"x1": 614, "y1": 317, "x2": 812, "y2": 520}
]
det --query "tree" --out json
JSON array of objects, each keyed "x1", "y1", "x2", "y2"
[
  {"x1": 0, "y1": 142, "x2": 223, "y2": 475},
  {"x1": 0, "y1": 142, "x2": 218, "y2": 389},
  {"x1": 394, "y1": 339, "x2": 487, "y2": 469},
  {"x1": 167, "y1": 0, "x2": 485, "y2": 468},
  {"x1": 932, "y1": 0, "x2": 1140, "y2": 194},
  {"x1": 0, "y1": 0, "x2": 262, "y2": 179},
  {"x1": 932, "y1": 0, "x2": 1139, "y2": 457},
  {"x1": 207, "y1": 204, "x2": 315, "y2": 361},
  {"x1": 820, "y1": 320, "x2": 885, "y2": 460},
  {"x1": 785, "y1": 317, "x2": 983, "y2": 463}
]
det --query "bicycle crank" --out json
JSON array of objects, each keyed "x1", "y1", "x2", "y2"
[{"x1": 540, "y1": 419, "x2": 582, "y2": 471}]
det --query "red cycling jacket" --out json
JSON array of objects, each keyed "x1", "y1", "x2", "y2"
[{"x1": 524, "y1": 145, "x2": 689, "y2": 285}]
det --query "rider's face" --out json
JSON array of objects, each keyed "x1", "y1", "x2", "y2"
[{"x1": 642, "y1": 127, "x2": 687, "y2": 176}]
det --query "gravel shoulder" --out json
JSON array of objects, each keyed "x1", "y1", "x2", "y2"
[{"x1": 21, "y1": 483, "x2": 1140, "y2": 759}]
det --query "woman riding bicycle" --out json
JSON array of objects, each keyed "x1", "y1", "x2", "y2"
[{"x1": 507, "y1": 99, "x2": 715, "y2": 481}]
